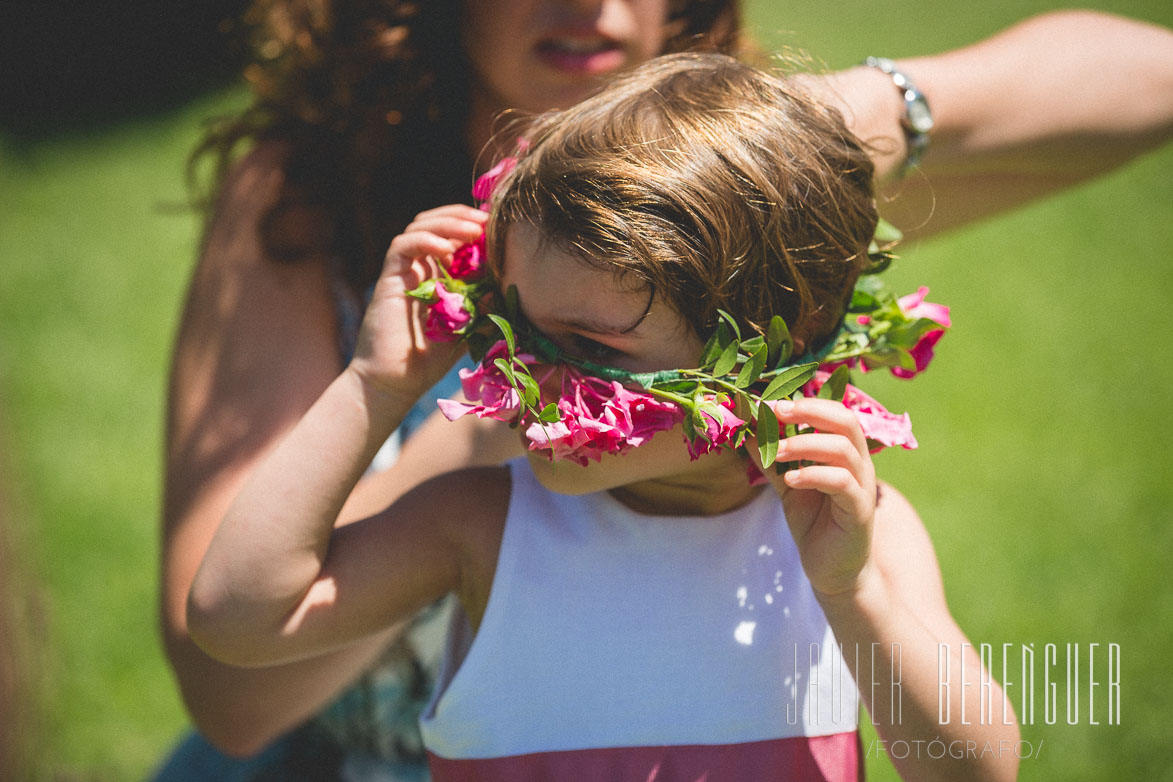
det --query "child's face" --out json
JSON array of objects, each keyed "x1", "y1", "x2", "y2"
[{"x1": 502, "y1": 223, "x2": 744, "y2": 499}]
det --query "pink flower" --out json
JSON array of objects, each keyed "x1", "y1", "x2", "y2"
[
  {"x1": 523, "y1": 418, "x2": 579, "y2": 461},
  {"x1": 448, "y1": 234, "x2": 486, "y2": 280},
  {"x1": 524, "y1": 369, "x2": 683, "y2": 466},
  {"x1": 894, "y1": 329, "x2": 946, "y2": 379},
  {"x1": 801, "y1": 371, "x2": 918, "y2": 452},
  {"x1": 616, "y1": 385, "x2": 685, "y2": 447},
  {"x1": 894, "y1": 286, "x2": 950, "y2": 379},
  {"x1": 685, "y1": 397, "x2": 746, "y2": 460},
  {"x1": 423, "y1": 282, "x2": 471, "y2": 342},
  {"x1": 818, "y1": 358, "x2": 857, "y2": 375},
  {"x1": 436, "y1": 341, "x2": 531, "y2": 423},
  {"x1": 472, "y1": 156, "x2": 518, "y2": 207},
  {"x1": 525, "y1": 415, "x2": 614, "y2": 467},
  {"x1": 898, "y1": 286, "x2": 951, "y2": 328}
]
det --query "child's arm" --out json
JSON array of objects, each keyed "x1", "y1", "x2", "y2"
[
  {"x1": 760, "y1": 398, "x2": 1018, "y2": 782},
  {"x1": 186, "y1": 205, "x2": 491, "y2": 668}
]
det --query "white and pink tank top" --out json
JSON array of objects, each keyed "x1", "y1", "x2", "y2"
[{"x1": 420, "y1": 459, "x2": 861, "y2": 781}]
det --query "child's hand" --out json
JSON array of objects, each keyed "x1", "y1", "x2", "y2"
[
  {"x1": 752, "y1": 397, "x2": 878, "y2": 599},
  {"x1": 349, "y1": 205, "x2": 488, "y2": 402}
]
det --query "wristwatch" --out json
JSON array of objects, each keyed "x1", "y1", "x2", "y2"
[{"x1": 861, "y1": 56, "x2": 933, "y2": 170}]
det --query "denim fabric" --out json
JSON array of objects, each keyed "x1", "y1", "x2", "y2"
[
  {"x1": 399, "y1": 357, "x2": 475, "y2": 439},
  {"x1": 149, "y1": 726, "x2": 346, "y2": 782}
]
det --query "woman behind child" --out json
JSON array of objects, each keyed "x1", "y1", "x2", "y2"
[
  {"x1": 189, "y1": 53, "x2": 1017, "y2": 781},
  {"x1": 162, "y1": 2, "x2": 1173, "y2": 777}
]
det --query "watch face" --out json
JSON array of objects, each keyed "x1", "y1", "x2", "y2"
[{"x1": 906, "y1": 97, "x2": 934, "y2": 134}]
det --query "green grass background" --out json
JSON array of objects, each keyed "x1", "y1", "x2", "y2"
[{"x1": 0, "y1": 1, "x2": 1169, "y2": 779}]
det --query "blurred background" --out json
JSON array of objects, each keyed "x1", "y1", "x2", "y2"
[{"x1": 0, "y1": 0, "x2": 1169, "y2": 779}]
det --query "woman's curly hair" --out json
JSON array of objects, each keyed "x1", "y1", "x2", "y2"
[{"x1": 190, "y1": 0, "x2": 743, "y2": 296}]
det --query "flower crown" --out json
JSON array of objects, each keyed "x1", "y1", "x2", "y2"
[{"x1": 408, "y1": 158, "x2": 950, "y2": 476}]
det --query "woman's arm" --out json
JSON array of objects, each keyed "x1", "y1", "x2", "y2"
[
  {"x1": 821, "y1": 10, "x2": 1173, "y2": 236},
  {"x1": 161, "y1": 146, "x2": 490, "y2": 754}
]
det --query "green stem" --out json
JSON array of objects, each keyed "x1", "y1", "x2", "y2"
[{"x1": 641, "y1": 386, "x2": 695, "y2": 408}]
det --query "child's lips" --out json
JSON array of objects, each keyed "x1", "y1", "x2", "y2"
[{"x1": 534, "y1": 35, "x2": 626, "y2": 75}]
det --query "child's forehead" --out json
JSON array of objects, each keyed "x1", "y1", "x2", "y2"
[
  {"x1": 501, "y1": 222, "x2": 643, "y2": 291},
  {"x1": 501, "y1": 223, "x2": 654, "y2": 330}
]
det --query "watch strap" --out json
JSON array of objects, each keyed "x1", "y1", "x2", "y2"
[{"x1": 861, "y1": 56, "x2": 933, "y2": 171}]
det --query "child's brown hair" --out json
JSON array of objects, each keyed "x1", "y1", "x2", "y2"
[{"x1": 487, "y1": 52, "x2": 877, "y2": 354}]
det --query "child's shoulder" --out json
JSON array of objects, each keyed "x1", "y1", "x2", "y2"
[
  {"x1": 400, "y1": 463, "x2": 513, "y2": 545},
  {"x1": 409, "y1": 463, "x2": 512, "y2": 508},
  {"x1": 453, "y1": 464, "x2": 512, "y2": 503},
  {"x1": 407, "y1": 465, "x2": 513, "y2": 626}
]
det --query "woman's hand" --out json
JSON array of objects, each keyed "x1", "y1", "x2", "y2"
[
  {"x1": 753, "y1": 397, "x2": 878, "y2": 599},
  {"x1": 349, "y1": 204, "x2": 488, "y2": 401}
]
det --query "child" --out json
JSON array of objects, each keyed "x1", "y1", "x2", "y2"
[{"x1": 189, "y1": 53, "x2": 1017, "y2": 781}]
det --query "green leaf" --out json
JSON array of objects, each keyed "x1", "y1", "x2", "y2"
[
  {"x1": 863, "y1": 251, "x2": 894, "y2": 275},
  {"x1": 849, "y1": 289, "x2": 880, "y2": 312},
  {"x1": 735, "y1": 343, "x2": 768, "y2": 388},
  {"x1": 853, "y1": 273, "x2": 892, "y2": 304},
  {"x1": 537, "y1": 403, "x2": 561, "y2": 423},
  {"x1": 691, "y1": 404, "x2": 708, "y2": 430},
  {"x1": 867, "y1": 346, "x2": 916, "y2": 371},
  {"x1": 760, "y1": 362, "x2": 818, "y2": 400},
  {"x1": 893, "y1": 347, "x2": 917, "y2": 371},
  {"x1": 690, "y1": 384, "x2": 708, "y2": 408},
  {"x1": 766, "y1": 315, "x2": 793, "y2": 367},
  {"x1": 716, "y1": 309, "x2": 741, "y2": 341},
  {"x1": 406, "y1": 279, "x2": 438, "y2": 301},
  {"x1": 873, "y1": 217, "x2": 904, "y2": 245},
  {"x1": 817, "y1": 364, "x2": 849, "y2": 402},
  {"x1": 698, "y1": 323, "x2": 731, "y2": 368},
  {"x1": 756, "y1": 400, "x2": 779, "y2": 468},
  {"x1": 516, "y1": 371, "x2": 541, "y2": 408},
  {"x1": 887, "y1": 317, "x2": 946, "y2": 347},
  {"x1": 712, "y1": 341, "x2": 741, "y2": 377},
  {"x1": 654, "y1": 380, "x2": 699, "y2": 396},
  {"x1": 698, "y1": 332, "x2": 721, "y2": 369},
  {"x1": 774, "y1": 422, "x2": 801, "y2": 475},
  {"x1": 740, "y1": 335, "x2": 766, "y2": 354},
  {"x1": 717, "y1": 323, "x2": 734, "y2": 347},
  {"x1": 492, "y1": 357, "x2": 516, "y2": 385},
  {"x1": 487, "y1": 314, "x2": 515, "y2": 356}
]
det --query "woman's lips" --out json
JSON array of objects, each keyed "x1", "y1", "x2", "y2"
[{"x1": 534, "y1": 36, "x2": 626, "y2": 75}]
